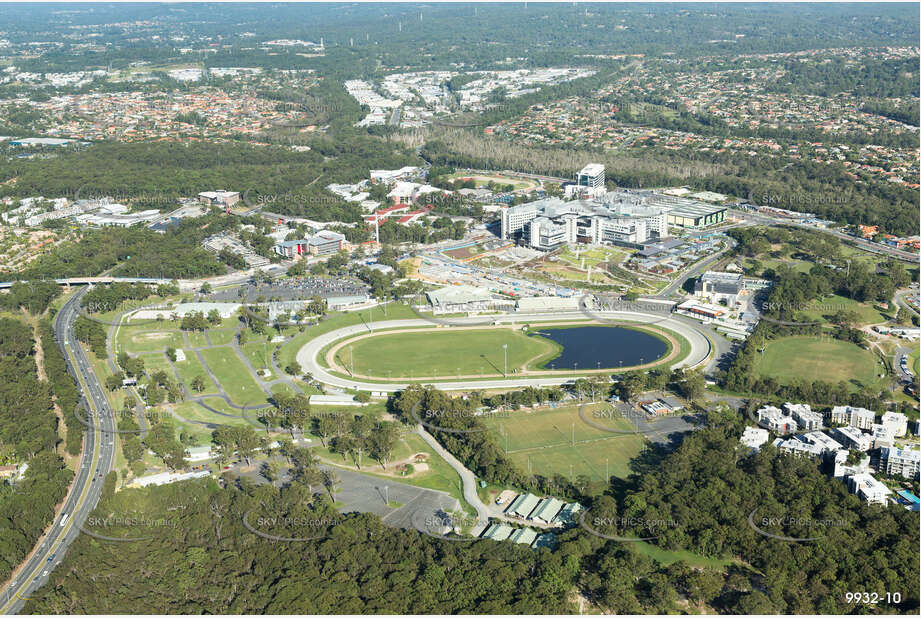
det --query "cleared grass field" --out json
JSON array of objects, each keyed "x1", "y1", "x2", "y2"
[
  {"x1": 184, "y1": 331, "x2": 210, "y2": 348},
  {"x1": 199, "y1": 347, "x2": 267, "y2": 405},
  {"x1": 116, "y1": 327, "x2": 184, "y2": 355},
  {"x1": 241, "y1": 342, "x2": 273, "y2": 372},
  {"x1": 207, "y1": 328, "x2": 240, "y2": 346},
  {"x1": 753, "y1": 336, "x2": 880, "y2": 386},
  {"x1": 794, "y1": 294, "x2": 888, "y2": 326},
  {"x1": 344, "y1": 327, "x2": 555, "y2": 378},
  {"x1": 139, "y1": 351, "x2": 174, "y2": 376},
  {"x1": 481, "y1": 403, "x2": 646, "y2": 482},
  {"x1": 168, "y1": 401, "x2": 256, "y2": 444},
  {"x1": 172, "y1": 351, "x2": 220, "y2": 395}
]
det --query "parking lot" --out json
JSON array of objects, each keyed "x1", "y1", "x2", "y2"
[{"x1": 210, "y1": 277, "x2": 370, "y2": 302}]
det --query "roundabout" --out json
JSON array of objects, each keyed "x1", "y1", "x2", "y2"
[{"x1": 296, "y1": 311, "x2": 713, "y2": 392}]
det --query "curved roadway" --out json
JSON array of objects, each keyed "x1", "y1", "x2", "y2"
[
  {"x1": 296, "y1": 311, "x2": 711, "y2": 392},
  {"x1": 1, "y1": 288, "x2": 116, "y2": 615}
]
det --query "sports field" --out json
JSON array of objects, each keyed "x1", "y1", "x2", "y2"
[
  {"x1": 444, "y1": 172, "x2": 537, "y2": 192},
  {"x1": 341, "y1": 327, "x2": 556, "y2": 378},
  {"x1": 753, "y1": 336, "x2": 880, "y2": 386},
  {"x1": 480, "y1": 403, "x2": 646, "y2": 482}
]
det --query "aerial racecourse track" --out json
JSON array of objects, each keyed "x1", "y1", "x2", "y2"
[{"x1": 297, "y1": 311, "x2": 712, "y2": 392}]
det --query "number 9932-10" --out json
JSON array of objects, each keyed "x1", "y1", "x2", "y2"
[{"x1": 845, "y1": 592, "x2": 901, "y2": 605}]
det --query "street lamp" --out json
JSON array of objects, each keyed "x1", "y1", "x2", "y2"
[{"x1": 503, "y1": 344, "x2": 508, "y2": 377}]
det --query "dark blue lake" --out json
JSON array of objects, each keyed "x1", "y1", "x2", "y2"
[{"x1": 529, "y1": 325, "x2": 669, "y2": 370}]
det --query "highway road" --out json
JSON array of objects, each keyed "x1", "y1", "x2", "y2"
[
  {"x1": 0, "y1": 288, "x2": 116, "y2": 615},
  {"x1": 296, "y1": 311, "x2": 712, "y2": 392},
  {"x1": 893, "y1": 288, "x2": 920, "y2": 318},
  {"x1": 728, "y1": 209, "x2": 918, "y2": 263}
]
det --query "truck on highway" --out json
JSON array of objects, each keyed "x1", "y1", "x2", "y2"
[{"x1": 59, "y1": 513, "x2": 69, "y2": 527}]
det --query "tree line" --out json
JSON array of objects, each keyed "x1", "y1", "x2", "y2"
[{"x1": 0, "y1": 317, "x2": 74, "y2": 584}]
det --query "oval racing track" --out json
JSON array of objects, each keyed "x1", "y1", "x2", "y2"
[{"x1": 296, "y1": 311, "x2": 712, "y2": 392}]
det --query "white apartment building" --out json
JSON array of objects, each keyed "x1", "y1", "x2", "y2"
[
  {"x1": 846, "y1": 473, "x2": 892, "y2": 506},
  {"x1": 870, "y1": 424, "x2": 895, "y2": 449},
  {"x1": 757, "y1": 405, "x2": 797, "y2": 434},
  {"x1": 880, "y1": 411, "x2": 908, "y2": 437},
  {"x1": 799, "y1": 431, "x2": 844, "y2": 454},
  {"x1": 772, "y1": 437, "x2": 824, "y2": 458},
  {"x1": 740, "y1": 426, "x2": 770, "y2": 451},
  {"x1": 831, "y1": 426, "x2": 874, "y2": 451},
  {"x1": 881, "y1": 447, "x2": 920, "y2": 480},
  {"x1": 829, "y1": 406, "x2": 875, "y2": 430},
  {"x1": 784, "y1": 402, "x2": 823, "y2": 431}
]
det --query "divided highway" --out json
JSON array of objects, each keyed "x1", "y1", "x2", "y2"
[{"x1": 1, "y1": 288, "x2": 116, "y2": 615}]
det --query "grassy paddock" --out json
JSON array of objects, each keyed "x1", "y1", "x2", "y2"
[
  {"x1": 198, "y1": 347, "x2": 267, "y2": 406},
  {"x1": 753, "y1": 335, "x2": 880, "y2": 387},
  {"x1": 481, "y1": 403, "x2": 646, "y2": 482}
]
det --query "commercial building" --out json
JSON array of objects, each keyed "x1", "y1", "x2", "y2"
[
  {"x1": 694, "y1": 271, "x2": 743, "y2": 305},
  {"x1": 369, "y1": 166, "x2": 421, "y2": 184},
  {"x1": 386, "y1": 181, "x2": 442, "y2": 206},
  {"x1": 273, "y1": 239, "x2": 310, "y2": 258},
  {"x1": 675, "y1": 299, "x2": 728, "y2": 321},
  {"x1": 881, "y1": 447, "x2": 920, "y2": 480},
  {"x1": 577, "y1": 163, "x2": 605, "y2": 189},
  {"x1": 326, "y1": 295, "x2": 371, "y2": 310},
  {"x1": 198, "y1": 190, "x2": 240, "y2": 208},
  {"x1": 665, "y1": 201, "x2": 727, "y2": 228},
  {"x1": 75, "y1": 209, "x2": 161, "y2": 228},
  {"x1": 500, "y1": 194, "x2": 670, "y2": 250},
  {"x1": 307, "y1": 230, "x2": 346, "y2": 256}
]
